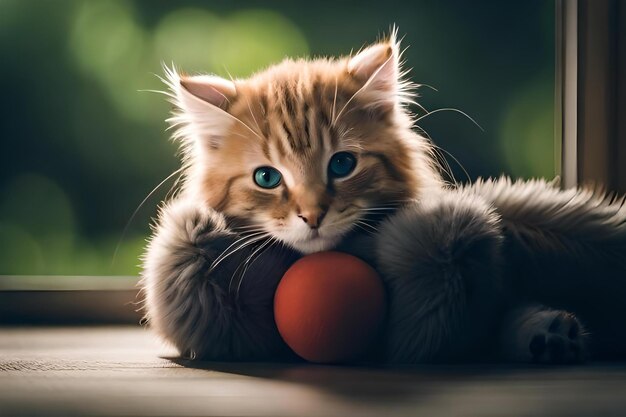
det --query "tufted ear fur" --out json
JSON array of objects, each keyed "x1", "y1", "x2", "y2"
[
  {"x1": 179, "y1": 75, "x2": 237, "y2": 111},
  {"x1": 347, "y1": 32, "x2": 402, "y2": 109},
  {"x1": 163, "y1": 66, "x2": 237, "y2": 149}
]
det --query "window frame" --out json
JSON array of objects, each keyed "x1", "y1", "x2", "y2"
[
  {"x1": 0, "y1": 275, "x2": 140, "y2": 324},
  {"x1": 557, "y1": 0, "x2": 626, "y2": 191}
]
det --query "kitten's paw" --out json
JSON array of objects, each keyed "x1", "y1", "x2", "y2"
[
  {"x1": 141, "y1": 198, "x2": 299, "y2": 361},
  {"x1": 502, "y1": 306, "x2": 587, "y2": 364},
  {"x1": 527, "y1": 311, "x2": 586, "y2": 363},
  {"x1": 154, "y1": 198, "x2": 235, "y2": 257},
  {"x1": 376, "y1": 190, "x2": 505, "y2": 362}
]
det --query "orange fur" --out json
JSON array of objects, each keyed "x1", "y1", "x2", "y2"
[{"x1": 165, "y1": 33, "x2": 442, "y2": 253}]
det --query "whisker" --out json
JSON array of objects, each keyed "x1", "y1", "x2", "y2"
[
  {"x1": 112, "y1": 166, "x2": 184, "y2": 266},
  {"x1": 424, "y1": 134, "x2": 471, "y2": 184},
  {"x1": 411, "y1": 100, "x2": 430, "y2": 117},
  {"x1": 357, "y1": 218, "x2": 380, "y2": 229},
  {"x1": 415, "y1": 107, "x2": 484, "y2": 131},
  {"x1": 331, "y1": 75, "x2": 339, "y2": 125},
  {"x1": 436, "y1": 145, "x2": 471, "y2": 184},
  {"x1": 414, "y1": 122, "x2": 468, "y2": 185},
  {"x1": 414, "y1": 125, "x2": 456, "y2": 184},
  {"x1": 322, "y1": 217, "x2": 354, "y2": 230},
  {"x1": 359, "y1": 207, "x2": 398, "y2": 212},
  {"x1": 354, "y1": 222, "x2": 377, "y2": 236},
  {"x1": 244, "y1": 96, "x2": 264, "y2": 139},
  {"x1": 231, "y1": 235, "x2": 273, "y2": 294},
  {"x1": 235, "y1": 236, "x2": 275, "y2": 296},
  {"x1": 212, "y1": 232, "x2": 267, "y2": 265},
  {"x1": 355, "y1": 220, "x2": 379, "y2": 234},
  {"x1": 383, "y1": 199, "x2": 417, "y2": 206},
  {"x1": 211, "y1": 230, "x2": 267, "y2": 261},
  {"x1": 430, "y1": 144, "x2": 458, "y2": 185},
  {"x1": 333, "y1": 51, "x2": 397, "y2": 127},
  {"x1": 210, "y1": 232, "x2": 268, "y2": 272},
  {"x1": 137, "y1": 89, "x2": 176, "y2": 99},
  {"x1": 222, "y1": 66, "x2": 236, "y2": 86},
  {"x1": 336, "y1": 125, "x2": 356, "y2": 139},
  {"x1": 361, "y1": 200, "x2": 411, "y2": 210},
  {"x1": 232, "y1": 225, "x2": 267, "y2": 232},
  {"x1": 231, "y1": 222, "x2": 271, "y2": 232},
  {"x1": 164, "y1": 169, "x2": 185, "y2": 202},
  {"x1": 228, "y1": 258, "x2": 248, "y2": 295},
  {"x1": 218, "y1": 238, "x2": 267, "y2": 292},
  {"x1": 229, "y1": 131, "x2": 257, "y2": 141},
  {"x1": 419, "y1": 83, "x2": 439, "y2": 92}
]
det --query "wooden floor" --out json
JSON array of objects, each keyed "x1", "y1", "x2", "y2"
[{"x1": 2, "y1": 327, "x2": 626, "y2": 416}]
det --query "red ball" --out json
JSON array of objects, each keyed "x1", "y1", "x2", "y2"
[{"x1": 274, "y1": 251, "x2": 386, "y2": 363}]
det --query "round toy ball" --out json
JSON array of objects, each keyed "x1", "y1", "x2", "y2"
[{"x1": 274, "y1": 251, "x2": 386, "y2": 363}]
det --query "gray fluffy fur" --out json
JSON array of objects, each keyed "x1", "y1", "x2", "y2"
[
  {"x1": 141, "y1": 199, "x2": 299, "y2": 360},
  {"x1": 141, "y1": 178, "x2": 626, "y2": 363}
]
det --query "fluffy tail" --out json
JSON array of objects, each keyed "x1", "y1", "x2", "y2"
[{"x1": 468, "y1": 177, "x2": 626, "y2": 356}]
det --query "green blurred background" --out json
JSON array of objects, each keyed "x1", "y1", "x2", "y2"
[{"x1": 0, "y1": 0, "x2": 555, "y2": 276}]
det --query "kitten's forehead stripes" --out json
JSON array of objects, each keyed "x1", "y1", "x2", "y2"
[
  {"x1": 258, "y1": 94, "x2": 271, "y2": 138},
  {"x1": 260, "y1": 136, "x2": 271, "y2": 160},
  {"x1": 301, "y1": 104, "x2": 311, "y2": 149},
  {"x1": 260, "y1": 77, "x2": 341, "y2": 159},
  {"x1": 281, "y1": 87, "x2": 307, "y2": 152}
]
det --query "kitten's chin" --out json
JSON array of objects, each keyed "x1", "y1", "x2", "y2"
[{"x1": 282, "y1": 234, "x2": 342, "y2": 255}]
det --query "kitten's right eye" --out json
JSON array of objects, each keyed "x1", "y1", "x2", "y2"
[
  {"x1": 253, "y1": 166, "x2": 282, "y2": 189},
  {"x1": 328, "y1": 152, "x2": 356, "y2": 178}
]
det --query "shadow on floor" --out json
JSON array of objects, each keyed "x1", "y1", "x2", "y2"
[{"x1": 165, "y1": 356, "x2": 591, "y2": 403}]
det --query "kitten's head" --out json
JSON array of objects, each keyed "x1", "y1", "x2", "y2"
[{"x1": 165, "y1": 32, "x2": 441, "y2": 253}]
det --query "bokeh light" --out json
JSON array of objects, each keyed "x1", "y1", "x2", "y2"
[
  {"x1": 153, "y1": 8, "x2": 221, "y2": 73},
  {"x1": 0, "y1": 1, "x2": 555, "y2": 275},
  {"x1": 500, "y1": 75, "x2": 555, "y2": 179}
]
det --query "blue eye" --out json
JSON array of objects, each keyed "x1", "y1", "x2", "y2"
[
  {"x1": 329, "y1": 152, "x2": 356, "y2": 178},
  {"x1": 253, "y1": 166, "x2": 282, "y2": 189}
]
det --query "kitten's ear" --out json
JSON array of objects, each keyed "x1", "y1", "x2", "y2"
[
  {"x1": 347, "y1": 32, "x2": 402, "y2": 108},
  {"x1": 163, "y1": 66, "x2": 237, "y2": 148},
  {"x1": 179, "y1": 75, "x2": 237, "y2": 110}
]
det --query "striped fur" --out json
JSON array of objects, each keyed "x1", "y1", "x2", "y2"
[{"x1": 160, "y1": 31, "x2": 441, "y2": 254}]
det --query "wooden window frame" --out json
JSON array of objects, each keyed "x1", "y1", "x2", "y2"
[
  {"x1": 556, "y1": 0, "x2": 626, "y2": 191},
  {"x1": 0, "y1": 276, "x2": 140, "y2": 324}
]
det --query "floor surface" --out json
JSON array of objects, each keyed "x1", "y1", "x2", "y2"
[{"x1": 2, "y1": 326, "x2": 626, "y2": 417}]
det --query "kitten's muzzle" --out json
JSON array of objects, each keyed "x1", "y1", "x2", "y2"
[{"x1": 297, "y1": 209, "x2": 327, "y2": 229}]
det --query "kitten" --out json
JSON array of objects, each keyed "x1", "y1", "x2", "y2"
[
  {"x1": 142, "y1": 32, "x2": 626, "y2": 363},
  {"x1": 163, "y1": 33, "x2": 440, "y2": 255}
]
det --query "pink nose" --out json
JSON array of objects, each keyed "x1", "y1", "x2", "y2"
[{"x1": 298, "y1": 210, "x2": 327, "y2": 229}]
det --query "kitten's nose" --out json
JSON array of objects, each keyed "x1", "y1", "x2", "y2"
[{"x1": 298, "y1": 209, "x2": 327, "y2": 229}]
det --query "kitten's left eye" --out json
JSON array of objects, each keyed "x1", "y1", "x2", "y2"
[
  {"x1": 253, "y1": 166, "x2": 282, "y2": 189},
  {"x1": 328, "y1": 152, "x2": 356, "y2": 178}
]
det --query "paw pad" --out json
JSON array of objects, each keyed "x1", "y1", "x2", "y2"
[{"x1": 529, "y1": 313, "x2": 585, "y2": 364}]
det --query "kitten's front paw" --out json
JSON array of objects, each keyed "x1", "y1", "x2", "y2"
[
  {"x1": 141, "y1": 198, "x2": 296, "y2": 361},
  {"x1": 502, "y1": 306, "x2": 587, "y2": 364}
]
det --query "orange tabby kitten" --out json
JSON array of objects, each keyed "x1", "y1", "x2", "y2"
[{"x1": 142, "y1": 31, "x2": 626, "y2": 363}]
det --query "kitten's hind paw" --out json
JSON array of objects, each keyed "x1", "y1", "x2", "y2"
[
  {"x1": 528, "y1": 311, "x2": 586, "y2": 363},
  {"x1": 501, "y1": 305, "x2": 588, "y2": 364}
]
